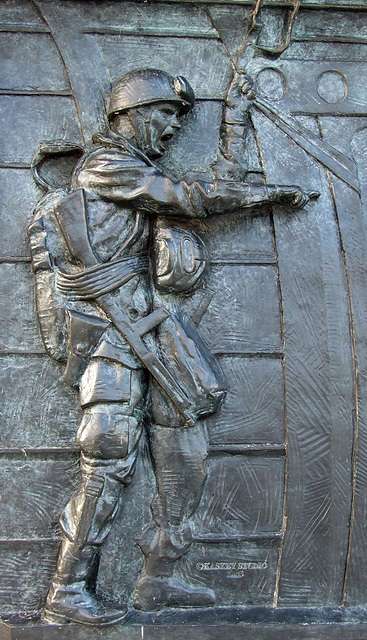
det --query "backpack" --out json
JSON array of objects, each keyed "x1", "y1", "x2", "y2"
[{"x1": 28, "y1": 141, "x2": 85, "y2": 362}]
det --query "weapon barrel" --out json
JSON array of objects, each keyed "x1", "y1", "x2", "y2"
[{"x1": 98, "y1": 294, "x2": 195, "y2": 425}]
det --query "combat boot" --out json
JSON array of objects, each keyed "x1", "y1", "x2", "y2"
[
  {"x1": 133, "y1": 523, "x2": 215, "y2": 610},
  {"x1": 133, "y1": 574, "x2": 215, "y2": 610},
  {"x1": 44, "y1": 539, "x2": 127, "y2": 626}
]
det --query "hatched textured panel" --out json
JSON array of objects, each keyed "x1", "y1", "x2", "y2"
[
  {"x1": 95, "y1": 34, "x2": 233, "y2": 99},
  {"x1": 74, "y1": 1, "x2": 217, "y2": 37},
  {"x1": 0, "y1": 456, "x2": 80, "y2": 539},
  {"x1": 252, "y1": 109, "x2": 355, "y2": 605},
  {"x1": 192, "y1": 456, "x2": 284, "y2": 537},
  {"x1": 0, "y1": 169, "x2": 40, "y2": 258},
  {"x1": 0, "y1": 96, "x2": 81, "y2": 165},
  {"x1": 0, "y1": 542, "x2": 59, "y2": 616},
  {"x1": 0, "y1": 33, "x2": 69, "y2": 92},
  {"x1": 200, "y1": 265, "x2": 282, "y2": 354},
  {"x1": 0, "y1": 355, "x2": 79, "y2": 449},
  {"x1": 0, "y1": 0, "x2": 45, "y2": 27},
  {"x1": 206, "y1": 356, "x2": 285, "y2": 445},
  {"x1": 293, "y1": 8, "x2": 367, "y2": 42},
  {"x1": 321, "y1": 124, "x2": 367, "y2": 606},
  {"x1": 284, "y1": 41, "x2": 367, "y2": 62},
  {"x1": 202, "y1": 212, "x2": 275, "y2": 263},
  {"x1": 0, "y1": 263, "x2": 43, "y2": 352}
]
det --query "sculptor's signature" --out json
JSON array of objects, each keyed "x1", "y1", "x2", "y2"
[{"x1": 196, "y1": 560, "x2": 268, "y2": 577}]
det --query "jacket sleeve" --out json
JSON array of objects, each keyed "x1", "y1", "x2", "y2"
[
  {"x1": 217, "y1": 123, "x2": 249, "y2": 180},
  {"x1": 194, "y1": 180, "x2": 280, "y2": 215},
  {"x1": 75, "y1": 148, "x2": 207, "y2": 218},
  {"x1": 75, "y1": 147, "x2": 278, "y2": 218}
]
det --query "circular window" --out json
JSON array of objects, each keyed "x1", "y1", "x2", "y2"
[
  {"x1": 256, "y1": 68, "x2": 287, "y2": 101},
  {"x1": 316, "y1": 70, "x2": 348, "y2": 104}
]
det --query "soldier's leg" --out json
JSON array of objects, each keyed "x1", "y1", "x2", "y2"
[
  {"x1": 45, "y1": 362, "x2": 145, "y2": 625},
  {"x1": 134, "y1": 397, "x2": 215, "y2": 609},
  {"x1": 134, "y1": 311, "x2": 223, "y2": 610},
  {"x1": 150, "y1": 422, "x2": 209, "y2": 532}
]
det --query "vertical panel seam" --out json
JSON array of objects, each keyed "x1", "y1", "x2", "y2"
[
  {"x1": 32, "y1": 0, "x2": 86, "y2": 146},
  {"x1": 269, "y1": 213, "x2": 288, "y2": 608},
  {"x1": 251, "y1": 121, "x2": 288, "y2": 607},
  {"x1": 316, "y1": 116, "x2": 359, "y2": 607}
]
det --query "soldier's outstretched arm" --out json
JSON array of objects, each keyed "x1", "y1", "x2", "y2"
[
  {"x1": 76, "y1": 147, "x2": 317, "y2": 220},
  {"x1": 194, "y1": 180, "x2": 317, "y2": 215},
  {"x1": 76, "y1": 149, "x2": 208, "y2": 219}
]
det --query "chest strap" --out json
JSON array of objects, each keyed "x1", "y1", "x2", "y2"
[{"x1": 56, "y1": 253, "x2": 148, "y2": 300}]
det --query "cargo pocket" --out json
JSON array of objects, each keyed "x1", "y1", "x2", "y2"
[{"x1": 79, "y1": 358, "x2": 132, "y2": 407}]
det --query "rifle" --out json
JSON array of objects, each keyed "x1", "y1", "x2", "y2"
[{"x1": 54, "y1": 188, "x2": 197, "y2": 426}]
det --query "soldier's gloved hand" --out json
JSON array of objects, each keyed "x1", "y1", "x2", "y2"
[
  {"x1": 272, "y1": 186, "x2": 320, "y2": 209},
  {"x1": 225, "y1": 72, "x2": 256, "y2": 124}
]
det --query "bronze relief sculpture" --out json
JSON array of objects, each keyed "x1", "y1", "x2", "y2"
[
  {"x1": 28, "y1": 67, "x2": 315, "y2": 626},
  {"x1": 3, "y1": 1, "x2": 367, "y2": 638}
]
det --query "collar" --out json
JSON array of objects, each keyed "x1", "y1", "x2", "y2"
[{"x1": 92, "y1": 130, "x2": 161, "y2": 170}]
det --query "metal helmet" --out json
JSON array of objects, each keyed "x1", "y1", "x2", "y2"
[{"x1": 108, "y1": 68, "x2": 194, "y2": 119}]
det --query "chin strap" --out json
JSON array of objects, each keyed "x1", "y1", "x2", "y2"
[{"x1": 129, "y1": 108, "x2": 152, "y2": 157}]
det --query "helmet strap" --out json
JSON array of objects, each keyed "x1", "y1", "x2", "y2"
[
  {"x1": 110, "y1": 112, "x2": 135, "y2": 140},
  {"x1": 129, "y1": 107, "x2": 151, "y2": 155}
]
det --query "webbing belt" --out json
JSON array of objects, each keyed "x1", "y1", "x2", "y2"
[{"x1": 56, "y1": 253, "x2": 149, "y2": 300}]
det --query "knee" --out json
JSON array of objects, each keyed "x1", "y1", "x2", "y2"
[{"x1": 76, "y1": 404, "x2": 142, "y2": 459}]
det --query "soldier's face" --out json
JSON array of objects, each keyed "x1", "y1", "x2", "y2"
[{"x1": 143, "y1": 103, "x2": 182, "y2": 157}]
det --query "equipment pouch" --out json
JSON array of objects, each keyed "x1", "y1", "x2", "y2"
[
  {"x1": 63, "y1": 310, "x2": 109, "y2": 387},
  {"x1": 153, "y1": 219, "x2": 207, "y2": 293}
]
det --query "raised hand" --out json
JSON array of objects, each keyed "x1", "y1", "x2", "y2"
[{"x1": 225, "y1": 72, "x2": 256, "y2": 124}]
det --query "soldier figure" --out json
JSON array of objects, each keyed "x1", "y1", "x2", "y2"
[{"x1": 28, "y1": 68, "x2": 313, "y2": 625}]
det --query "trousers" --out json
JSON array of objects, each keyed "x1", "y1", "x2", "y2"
[
  {"x1": 60, "y1": 401, "x2": 209, "y2": 561},
  {"x1": 59, "y1": 310, "x2": 225, "y2": 562}
]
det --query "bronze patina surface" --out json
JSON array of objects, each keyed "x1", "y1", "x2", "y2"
[{"x1": 1, "y1": 1, "x2": 367, "y2": 638}]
